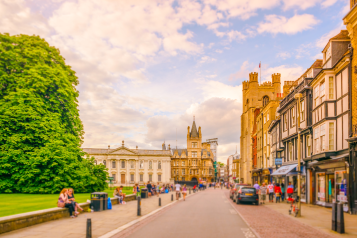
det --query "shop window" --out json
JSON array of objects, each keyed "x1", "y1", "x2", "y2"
[
  {"x1": 317, "y1": 173, "x2": 326, "y2": 203},
  {"x1": 329, "y1": 123, "x2": 334, "y2": 150},
  {"x1": 336, "y1": 171, "x2": 348, "y2": 204},
  {"x1": 329, "y1": 76, "x2": 334, "y2": 99}
]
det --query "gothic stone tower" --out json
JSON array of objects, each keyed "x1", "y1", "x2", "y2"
[{"x1": 240, "y1": 72, "x2": 282, "y2": 184}]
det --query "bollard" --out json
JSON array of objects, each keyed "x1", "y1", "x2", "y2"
[
  {"x1": 179, "y1": 192, "x2": 181, "y2": 198},
  {"x1": 332, "y1": 203, "x2": 337, "y2": 231},
  {"x1": 189, "y1": 188, "x2": 191, "y2": 194},
  {"x1": 159, "y1": 197, "x2": 161, "y2": 206},
  {"x1": 336, "y1": 203, "x2": 345, "y2": 234},
  {"x1": 137, "y1": 197, "x2": 141, "y2": 216},
  {"x1": 86, "y1": 218, "x2": 92, "y2": 238},
  {"x1": 171, "y1": 194, "x2": 173, "y2": 201}
]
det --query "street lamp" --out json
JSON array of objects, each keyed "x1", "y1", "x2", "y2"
[{"x1": 294, "y1": 93, "x2": 302, "y2": 217}]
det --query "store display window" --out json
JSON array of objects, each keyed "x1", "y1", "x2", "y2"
[{"x1": 317, "y1": 173, "x2": 326, "y2": 203}]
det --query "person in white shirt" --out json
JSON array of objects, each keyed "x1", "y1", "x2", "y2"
[
  {"x1": 175, "y1": 183, "x2": 181, "y2": 200},
  {"x1": 267, "y1": 182, "x2": 275, "y2": 202}
]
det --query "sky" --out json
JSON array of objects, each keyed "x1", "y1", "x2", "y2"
[{"x1": 1, "y1": 0, "x2": 350, "y2": 163}]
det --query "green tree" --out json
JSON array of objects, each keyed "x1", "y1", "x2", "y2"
[{"x1": 0, "y1": 33, "x2": 108, "y2": 193}]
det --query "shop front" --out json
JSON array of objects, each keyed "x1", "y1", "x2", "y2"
[
  {"x1": 252, "y1": 169, "x2": 262, "y2": 184},
  {"x1": 261, "y1": 169, "x2": 271, "y2": 184},
  {"x1": 271, "y1": 164, "x2": 307, "y2": 203},
  {"x1": 309, "y1": 155, "x2": 349, "y2": 212}
]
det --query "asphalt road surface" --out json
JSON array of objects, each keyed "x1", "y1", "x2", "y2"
[{"x1": 125, "y1": 188, "x2": 256, "y2": 238}]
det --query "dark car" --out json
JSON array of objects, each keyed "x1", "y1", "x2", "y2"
[
  {"x1": 232, "y1": 184, "x2": 248, "y2": 202},
  {"x1": 235, "y1": 187, "x2": 259, "y2": 205}
]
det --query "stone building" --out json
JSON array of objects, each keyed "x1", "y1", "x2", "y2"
[
  {"x1": 171, "y1": 119, "x2": 215, "y2": 182},
  {"x1": 240, "y1": 72, "x2": 282, "y2": 184},
  {"x1": 82, "y1": 141, "x2": 172, "y2": 186}
]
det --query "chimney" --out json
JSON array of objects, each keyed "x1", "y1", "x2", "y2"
[
  {"x1": 136, "y1": 145, "x2": 138, "y2": 149},
  {"x1": 108, "y1": 145, "x2": 110, "y2": 149},
  {"x1": 168, "y1": 144, "x2": 171, "y2": 150},
  {"x1": 122, "y1": 140, "x2": 124, "y2": 147}
]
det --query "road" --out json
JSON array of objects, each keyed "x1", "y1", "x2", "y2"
[{"x1": 123, "y1": 188, "x2": 256, "y2": 238}]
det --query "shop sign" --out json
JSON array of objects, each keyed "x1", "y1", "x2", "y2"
[
  {"x1": 337, "y1": 195, "x2": 347, "y2": 202},
  {"x1": 253, "y1": 173, "x2": 258, "y2": 176},
  {"x1": 263, "y1": 169, "x2": 270, "y2": 175},
  {"x1": 275, "y1": 158, "x2": 282, "y2": 165}
]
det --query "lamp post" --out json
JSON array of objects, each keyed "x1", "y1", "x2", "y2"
[{"x1": 294, "y1": 93, "x2": 302, "y2": 217}]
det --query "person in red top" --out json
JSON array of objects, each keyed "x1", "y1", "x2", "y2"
[
  {"x1": 193, "y1": 185, "x2": 197, "y2": 192},
  {"x1": 274, "y1": 184, "x2": 282, "y2": 203}
]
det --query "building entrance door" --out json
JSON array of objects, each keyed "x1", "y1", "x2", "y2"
[{"x1": 121, "y1": 174, "x2": 125, "y2": 184}]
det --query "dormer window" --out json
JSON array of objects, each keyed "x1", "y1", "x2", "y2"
[{"x1": 326, "y1": 45, "x2": 331, "y2": 60}]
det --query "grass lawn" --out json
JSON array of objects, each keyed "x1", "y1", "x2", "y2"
[{"x1": 0, "y1": 187, "x2": 135, "y2": 218}]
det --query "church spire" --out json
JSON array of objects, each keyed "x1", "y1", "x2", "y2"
[{"x1": 190, "y1": 116, "x2": 199, "y2": 138}]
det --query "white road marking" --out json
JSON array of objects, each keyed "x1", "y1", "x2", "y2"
[
  {"x1": 241, "y1": 228, "x2": 256, "y2": 238},
  {"x1": 229, "y1": 209, "x2": 237, "y2": 214}
]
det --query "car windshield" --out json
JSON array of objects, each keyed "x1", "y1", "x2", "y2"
[
  {"x1": 242, "y1": 188, "x2": 255, "y2": 193},
  {"x1": 235, "y1": 184, "x2": 241, "y2": 188}
]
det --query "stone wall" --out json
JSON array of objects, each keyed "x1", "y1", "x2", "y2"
[{"x1": 0, "y1": 194, "x2": 137, "y2": 235}]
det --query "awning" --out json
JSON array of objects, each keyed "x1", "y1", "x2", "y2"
[{"x1": 271, "y1": 164, "x2": 298, "y2": 176}]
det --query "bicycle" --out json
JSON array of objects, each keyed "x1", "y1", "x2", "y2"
[{"x1": 288, "y1": 195, "x2": 300, "y2": 217}]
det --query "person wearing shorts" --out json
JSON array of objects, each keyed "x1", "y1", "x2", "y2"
[
  {"x1": 175, "y1": 183, "x2": 181, "y2": 200},
  {"x1": 260, "y1": 183, "x2": 267, "y2": 204}
]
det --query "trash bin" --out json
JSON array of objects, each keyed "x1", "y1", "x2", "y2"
[
  {"x1": 91, "y1": 192, "x2": 108, "y2": 212},
  {"x1": 141, "y1": 188, "x2": 148, "y2": 198}
]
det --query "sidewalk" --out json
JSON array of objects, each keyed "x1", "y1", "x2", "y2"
[
  {"x1": 264, "y1": 200, "x2": 357, "y2": 237},
  {"x1": 0, "y1": 191, "x2": 184, "y2": 238}
]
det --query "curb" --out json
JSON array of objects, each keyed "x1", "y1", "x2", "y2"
[{"x1": 99, "y1": 190, "x2": 200, "y2": 238}]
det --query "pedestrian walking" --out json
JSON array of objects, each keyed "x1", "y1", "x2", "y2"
[
  {"x1": 281, "y1": 183, "x2": 285, "y2": 202},
  {"x1": 253, "y1": 181, "x2": 260, "y2": 203},
  {"x1": 182, "y1": 184, "x2": 187, "y2": 201},
  {"x1": 260, "y1": 183, "x2": 268, "y2": 204},
  {"x1": 274, "y1": 184, "x2": 282, "y2": 203},
  {"x1": 175, "y1": 182, "x2": 181, "y2": 200},
  {"x1": 267, "y1": 182, "x2": 274, "y2": 202}
]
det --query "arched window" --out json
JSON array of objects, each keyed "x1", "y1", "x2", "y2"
[
  {"x1": 158, "y1": 161, "x2": 162, "y2": 169},
  {"x1": 130, "y1": 160, "x2": 135, "y2": 169},
  {"x1": 149, "y1": 161, "x2": 152, "y2": 169},
  {"x1": 263, "y1": 96, "x2": 269, "y2": 107},
  {"x1": 103, "y1": 160, "x2": 106, "y2": 166}
]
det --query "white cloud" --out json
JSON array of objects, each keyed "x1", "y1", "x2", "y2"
[
  {"x1": 264, "y1": 65, "x2": 304, "y2": 82},
  {"x1": 199, "y1": 56, "x2": 217, "y2": 64},
  {"x1": 257, "y1": 14, "x2": 320, "y2": 35},
  {"x1": 281, "y1": 0, "x2": 338, "y2": 10},
  {"x1": 215, "y1": 49, "x2": 223, "y2": 53},
  {"x1": 315, "y1": 26, "x2": 344, "y2": 48},
  {"x1": 228, "y1": 61, "x2": 254, "y2": 81},
  {"x1": 226, "y1": 30, "x2": 247, "y2": 41},
  {"x1": 276, "y1": 52, "x2": 291, "y2": 59}
]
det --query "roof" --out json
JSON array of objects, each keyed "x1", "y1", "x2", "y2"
[
  {"x1": 322, "y1": 30, "x2": 350, "y2": 52},
  {"x1": 190, "y1": 120, "x2": 199, "y2": 137},
  {"x1": 82, "y1": 147, "x2": 171, "y2": 155},
  {"x1": 171, "y1": 148, "x2": 188, "y2": 156}
]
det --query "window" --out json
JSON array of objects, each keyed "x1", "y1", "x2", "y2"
[
  {"x1": 103, "y1": 160, "x2": 106, "y2": 166},
  {"x1": 264, "y1": 133, "x2": 266, "y2": 146},
  {"x1": 204, "y1": 161, "x2": 206, "y2": 166},
  {"x1": 289, "y1": 142, "x2": 293, "y2": 161},
  {"x1": 314, "y1": 85, "x2": 319, "y2": 107},
  {"x1": 121, "y1": 160, "x2": 125, "y2": 168},
  {"x1": 112, "y1": 174, "x2": 116, "y2": 181},
  {"x1": 190, "y1": 169, "x2": 192, "y2": 174},
  {"x1": 158, "y1": 174, "x2": 161, "y2": 182},
  {"x1": 149, "y1": 161, "x2": 152, "y2": 169},
  {"x1": 192, "y1": 151, "x2": 197, "y2": 157},
  {"x1": 329, "y1": 123, "x2": 334, "y2": 150},
  {"x1": 140, "y1": 160, "x2": 143, "y2": 169},
  {"x1": 149, "y1": 174, "x2": 152, "y2": 182},
  {"x1": 291, "y1": 108, "x2": 295, "y2": 126},
  {"x1": 300, "y1": 101, "x2": 305, "y2": 122},
  {"x1": 284, "y1": 113, "x2": 288, "y2": 131},
  {"x1": 320, "y1": 124, "x2": 325, "y2": 151},
  {"x1": 130, "y1": 160, "x2": 134, "y2": 169},
  {"x1": 192, "y1": 142, "x2": 197, "y2": 148},
  {"x1": 263, "y1": 96, "x2": 269, "y2": 107},
  {"x1": 307, "y1": 135, "x2": 311, "y2": 156},
  {"x1": 130, "y1": 174, "x2": 134, "y2": 182},
  {"x1": 94, "y1": 160, "x2": 97, "y2": 165},
  {"x1": 314, "y1": 127, "x2": 320, "y2": 153},
  {"x1": 329, "y1": 77, "x2": 334, "y2": 99},
  {"x1": 182, "y1": 169, "x2": 185, "y2": 175},
  {"x1": 158, "y1": 161, "x2": 161, "y2": 169},
  {"x1": 182, "y1": 161, "x2": 185, "y2": 166},
  {"x1": 320, "y1": 81, "x2": 325, "y2": 102},
  {"x1": 264, "y1": 116, "x2": 266, "y2": 124},
  {"x1": 112, "y1": 161, "x2": 116, "y2": 168},
  {"x1": 267, "y1": 113, "x2": 269, "y2": 122}
]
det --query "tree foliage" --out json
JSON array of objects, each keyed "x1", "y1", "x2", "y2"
[{"x1": 0, "y1": 33, "x2": 108, "y2": 193}]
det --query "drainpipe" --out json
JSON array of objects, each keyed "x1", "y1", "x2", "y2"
[{"x1": 348, "y1": 47, "x2": 354, "y2": 213}]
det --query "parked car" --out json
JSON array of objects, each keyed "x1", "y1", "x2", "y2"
[
  {"x1": 231, "y1": 184, "x2": 248, "y2": 202},
  {"x1": 235, "y1": 186, "x2": 259, "y2": 205}
]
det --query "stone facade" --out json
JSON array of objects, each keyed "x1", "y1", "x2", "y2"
[
  {"x1": 171, "y1": 119, "x2": 215, "y2": 182},
  {"x1": 240, "y1": 72, "x2": 282, "y2": 184},
  {"x1": 83, "y1": 141, "x2": 171, "y2": 186}
]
